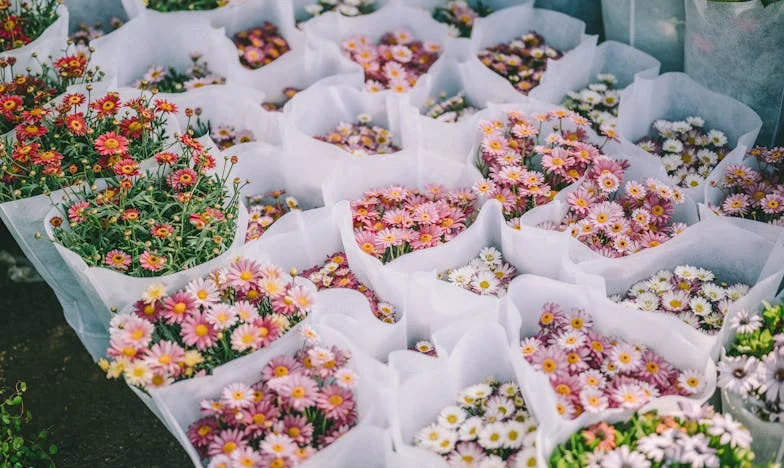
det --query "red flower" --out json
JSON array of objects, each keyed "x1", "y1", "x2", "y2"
[
  {"x1": 0, "y1": 94, "x2": 22, "y2": 114},
  {"x1": 62, "y1": 93, "x2": 86, "y2": 108},
  {"x1": 154, "y1": 99, "x2": 178, "y2": 114},
  {"x1": 154, "y1": 151, "x2": 178, "y2": 165},
  {"x1": 32, "y1": 150, "x2": 63, "y2": 166},
  {"x1": 94, "y1": 131, "x2": 129, "y2": 156},
  {"x1": 150, "y1": 223, "x2": 174, "y2": 239},
  {"x1": 65, "y1": 113, "x2": 88, "y2": 136},
  {"x1": 119, "y1": 116, "x2": 145, "y2": 139},
  {"x1": 54, "y1": 55, "x2": 88, "y2": 78},
  {"x1": 15, "y1": 122, "x2": 47, "y2": 140},
  {"x1": 90, "y1": 94, "x2": 121, "y2": 118},
  {"x1": 168, "y1": 168, "x2": 198, "y2": 191},
  {"x1": 112, "y1": 158, "x2": 140, "y2": 177},
  {"x1": 11, "y1": 142, "x2": 38, "y2": 163}
]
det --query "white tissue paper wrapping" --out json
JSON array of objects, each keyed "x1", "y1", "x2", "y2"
[
  {"x1": 562, "y1": 219, "x2": 784, "y2": 360},
  {"x1": 468, "y1": 4, "x2": 598, "y2": 102},
  {"x1": 43, "y1": 142, "x2": 250, "y2": 343},
  {"x1": 165, "y1": 85, "x2": 279, "y2": 146},
  {"x1": 150, "y1": 321, "x2": 394, "y2": 468},
  {"x1": 498, "y1": 275, "x2": 717, "y2": 463},
  {"x1": 536, "y1": 39, "x2": 660, "y2": 107},
  {"x1": 399, "y1": 58, "x2": 528, "y2": 162},
  {"x1": 601, "y1": 0, "x2": 685, "y2": 73},
  {"x1": 122, "y1": 0, "x2": 252, "y2": 22},
  {"x1": 88, "y1": 13, "x2": 238, "y2": 97},
  {"x1": 719, "y1": 288, "x2": 784, "y2": 465},
  {"x1": 684, "y1": 0, "x2": 784, "y2": 146},
  {"x1": 702, "y1": 145, "x2": 784, "y2": 243},
  {"x1": 617, "y1": 72, "x2": 763, "y2": 202},
  {"x1": 534, "y1": 0, "x2": 603, "y2": 36},
  {"x1": 389, "y1": 322, "x2": 553, "y2": 467},
  {"x1": 282, "y1": 85, "x2": 416, "y2": 202},
  {"x1": 64, "y1": 0, "x2": 126, "y2": 32},
  {"x1": 292, "y1": 0, "x2": 394, "y2": 23},
  {"x1": 2, "y1": 4, "x2": 68, "y2": 71}
]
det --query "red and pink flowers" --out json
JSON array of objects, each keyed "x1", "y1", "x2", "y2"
[
  {"x1": 246, "y1": 190, "x2": 301, "y2": 242},
  {"x1": 99, "y1": 258, "x2": 315, "y2": 390},
  {"x1": 233, "y1": 22, "x2": 291, "y2": 70},
  {"x1": 521, "y1": 303, "x2": 706, "y2": 420},
  {"x1": 539, "y1": 158, "x2": 687, "y2": 258},
  {"x1": 341, "y1": 29, "x2": 441, "y2": 93},
  {"x1": 187, "y1": 339, "x2": 359, "y2": 465},
  {"x1": 478, "y1": 32, "x2": 564, "y2": 95},
  {"x1": 302, "y1": 252, "x2": 398, "y2": 323},
  {"x1": 473, "y1": 109, "x2": 608, "y2": 226},
  {"x1": 713, "y1": 146, "x2": 784, "y2": 226},
  {"x1": 351, "y1": 184, "x2": 478, "y2": 263},
  {"x1": 314, "y1": 114, "x2": 400, "y2": 156}
]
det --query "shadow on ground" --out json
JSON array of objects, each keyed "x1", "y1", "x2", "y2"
[{"x1": 0, "y1": 224, "x2": 191, "y2": 467}]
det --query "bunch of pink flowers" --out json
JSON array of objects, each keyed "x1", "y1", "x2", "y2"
[
  {"x1": 99, "y1": 258, "x2": 315, "y2": 391},
  {"x1": 351, "y1": 184, "x2": 478, "y2": 263},
  {"x1": 713, "y1": 146, "x2": 784, "y2": 226},
  {"x1": 187, "y1": 331, "x2": 359, "y2": 466},
  {"x1": 246, "y1": 190, "x2": 301, "y2": 242},
  {"x1": 538, "y1": 157, "x2": 687, "y2": 258},
  {"x1": 477, "y1": 32, "x2": 563, "y2": 95},
  {"x1": 313, "y1": 114, "x2": 400, "y2": 157},
  {"x1": 301, "y1": 252, "x2": 398, "y2": 323},
  {"x1": 233, "y1": 22, "x2": 291, "y2": 70},
  {"x1": 521, "y1": 303, "x2": 707, "y2": 420},
  {"x1": 340, "y1": 29, "x2": 441, "y2": 93},
  {"x1": 473, "y1": 109, "x2": 610, "y2": 227}
]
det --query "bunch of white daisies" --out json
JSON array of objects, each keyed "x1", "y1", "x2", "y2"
[{"x1": 438, "y1": 247, "x2": 517, "y2": 297}]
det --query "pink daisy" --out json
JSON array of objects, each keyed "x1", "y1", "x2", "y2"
[
  {"x1": 226, "y1": 258, "x2": 262, "y2": 291},
  {"x1": 104, "y1": 249, "x2": 131, "y2": 271},
  {"x1": 67, "y1": 201, "x2": 90, "y2": 224},
  {"x1": 144, "y1": 340, "x2": 185, "y2": 376},
  {"x1": 317, "y1": 385, "x2": 356, "y2": 422},
  {"x1": 262, "y1": 356, "x2": 304, "y2": 381},
  {"x1": 207, "y1": 428, "x2": 248, "y2": 457},
  {"x1": 139, "y1": 251, "x2": 167, "y2": 272},
  {"x1": 94, "y1": 131, "x2": 129, "y2": 156},
  {"x1": 274, "y1": 374, "x2": 319, "y2": 411},
  {"x1": 274, "y1": 415, "x2": 314, "y2": 446},
  {"x1": 161, "y1": 291, "x2": 198, "y2": 325}
]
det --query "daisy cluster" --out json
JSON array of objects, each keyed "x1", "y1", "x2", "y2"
[
  {"x1": 550, "y1": 405, "x2": 756, "y2": 467},
  {"x1": 340, "y1": 29, "x2": 441, "y2": 93},
  {"x1": 614, "y1": 266, "x2": 750, "y2": 334},
  {"x1": 99, "y1": 258, "x2": 316, "y2": 391},
  {"x1": 477, "y1": 32, "x2": 564, "y2": 95},
  {"x1": 304, "y1": 0, "x2": 376, "y2": 18},
  {"x1": 0, "y1": 91, "x2": 168, "y2": 202},
  {"x1": 233, "y1": 22, "x2": 291, "y2": 70},
  {"x1": 134, "y1": 54, "x2": 226, "y2": 93},
  {"x1": 423, "y1": 91, "x2": 479, "y2": 123},
  {"x1": 414, "y1": 378, "x2": 539, "y2": 467},
  {"x1": 146, "y1": 0, "x2": 234, "y2": 12},
  {"x1": 261, "y1": 87, "x2": 300, "y2": 112},
  {"x1": 0, "y1": 0, "x2": 58, "y2": 52},
  {"x1": 636, "y1": 116, "x2": 730, "y2": 189},
  {"x1": 51, "y1": 121, "x2": 243, "y2": 277},
  {"x1": 351, "y1": 184, "x2": 478, "y2": 263},
  {"x1": 313, "y1": 114, "x2": 400, "y2": 156},
  {"x1": 715, "y1": 146, "x2": 784, "y2": 226},
  {"x1": 0, "y1": 49, "x2": 101, "y2": 135},
  {"x1": 187, "y1": 333, "x2": 359, "y2": 466},
  {"x1": 187, "y1": 111, "x2": 255, "y2": 151},
  {"x1": 540, "y1": 158, "x2": 687, "y2": 258},
  {"x1": 431, "y1": 0, "x2": 492, "y2": 38},
  {"x1": 245, "y1": 190, "x2": 301, "y2": 242},
  {"x1": 411, "y1": 340, "x2": 437, "y2": 356},
  {"x1": 521, "y1": 303, "x2": 706, "y2": 420},
  {"x1": 70, "y1": 18, "x2": 124, "y2": 46},
  {"x1": 301, "y1": 252, "x2": 398, "y2": 323},
  {"x1": 437, "y1": 247, "x2": 517, "y2": 297},
  {"x1": 562, "y1": 73, "x2": 620, "y2": 132},
  {"x1": 473, "y1": 109, "x2": 609, "y2": 227},
  {"x1": 719, "y1": 300, "x2": 784, "y2": 422}
]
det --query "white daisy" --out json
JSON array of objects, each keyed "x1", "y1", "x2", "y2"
[
  {"x1": 689, "y1": 297, "x2": 712, "y2": 317},
  {"x1": 472, "y1": 271, "x2": 500, "y2": 295},
  {"x1": 478, "y1": 246, "x2": 503, "y2": 266},
  {"x1": 438, "y1": 405, "x2": 467, "y2": 429}
]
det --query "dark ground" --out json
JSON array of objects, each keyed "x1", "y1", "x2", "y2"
[{"x1": 0, "y1": 224, "x2": 191, "y2": 467}]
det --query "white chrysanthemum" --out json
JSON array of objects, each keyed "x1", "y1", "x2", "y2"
[
  {"x1": 458, "y1": 416, "x2": 483, "y2": 441},
  {"x1": 477, "y1": 422, "x2": 505, "y2": 450},
  {"x1": 687, "y1": 116, "x2": 705, "y2": 127},
  {"x1": 671, "y1": 121, "x2": 692, "y2": 133},
  {"x1": 694, "y1": 268, "x2": 715, "y2": 282},
  {"x1": 689, "y1": 297, "x2": 712, "y2": 317},
  {"x1": 499, "y1": 382, "x2": 519, "y2": 399},
  {"x1": 433, "y1": 429, "x2": 458, "y2": 454},
  {"x1": 652, "y1": 270, "x2": 674, "y2": 282},
  {"x1": 701, "y1": 283, "x2": 726, "y2": 301},
  {"x1": 680, "y1": 311, "x2": 701, "y2": 329},
  {"x1": 448, "y1": 266, "x2": 475, "y2": 287},
  {"x1": 472, "y1": 271, "x2": 500, "y2": 295},
  {"x1": 628, "y1": 280, "x2": 651, "y2": 297},
  {"x1": 514, "y1": 447, "x2": 538, "y2": 467},
  {"x1": 501, "y1": 421, "x2": 527, "y2": 449},
  {"x1": 662, "y1": 138, "x2": 684, "y2": 154},
  {"x1": 696, "y1": 149, "x2": 719, "y2": 165},
  {"x1": 635, "y1": 292, "x2": 660, "y2": 312},
  {"x1": 683, "y1": 173, "x2": 704, "y2": 188},
  {"x1": 674, "y1": 265, "x2": 699, "y2": 279},
  {"x1": 653, "y1": 119, "x2": 672, "y2": 135},
  {"x1": 726, "y1": 284, "x2": 750, "y2": 301},
  {"x1": 478, "y1": 246, "x2": 503, "y2": 266},
  {"x1": 678, "y1": 369, "x2": 706, "y2": 394},
  {"x1": 415, "y1": 423, "x2": 446, "y2": 449},
  {"x1": 438, "y1": 405, "x2": 467, "y2": 429},
  {"x1": 661, "y1": 154, "x2": 683, "y2": 172},
  {"x1": 708, "y1": 129, "x2": 728, "y2": 146},
  {"x1": 646, "y1": 279, "x2": 671, "y2": 294},
  {"x1": 579, "y1": 89, "x2": 602, "y2": 104},
  {"x1": 478, "y1": 455, "x2": 506, "y2": 468},
  {"x1": 486, "y1": 396, "x2": 515, "y2": 420}
]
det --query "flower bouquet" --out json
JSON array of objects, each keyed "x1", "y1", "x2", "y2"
[
  {"x1": 560, "y1": 41, "x2": 660, "y2": 132},
  {"x1": 502, "y1": 276, "x2": 716, "y2": 427},
  {"x1": 617, "y1": 73, "x2": 762, "y2": 201},
  {"x1": 685, "y1": 0, "x2": 784, "y2": 145},
  {"x1": 88, "y1": 14, "x2": 236, "y2": 94},
  {"x1": 150, "y1": 322, "x2": 392, "y2": 467},
  {"x1": 232, "y1": 22, "x2": 291, "y2": 70},
  {"x1": 301, "y1": 0, "x2": 378, "y2": 18},
  {"x1": 430, "y1": 0, "x2": 494, "y2": 38},
  {"x1": 0, "y1": 88, "x2": 171, "y2": 357},
  {"x1": 549, "y1": 404, "x2": 758, "y2": 467},
  {"x1": 138, "y1": 0, "x2": 238, "y2": 12},
  {"x1": 0, "y1": 0, "x2": 61, "y2": 52},
  {"x1": 69, "y1": 17, "x2": 124, "y2": 46},
  {"x1": 601, "y1": 0, "x2": 685, "y2": 72},
  {"x1": 245, "y1": 190, "x2": 300, "y2": 242},
  {"x1": 468, "y1": 4, "x2": 596, "y2": 100},
  {"x1": 562, "y1": 218, "x2": 784, "y2": 359},
  {"x1": 300, "y1": 2, "x2": 448, "y2": 92},
  {"x1": 718, "y1": 295, "x2": 784, "y2": 463},
  {"x1": 100, "y1": 257, "x2": 315, "y2": 392},
  {"x1": 313, "y1": 114, "x2": 400, "y2": 157}
]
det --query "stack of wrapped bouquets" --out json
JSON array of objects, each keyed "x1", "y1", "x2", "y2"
[{"x1": 2, "y1": 0, "x2": 784, "y2": 466}]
